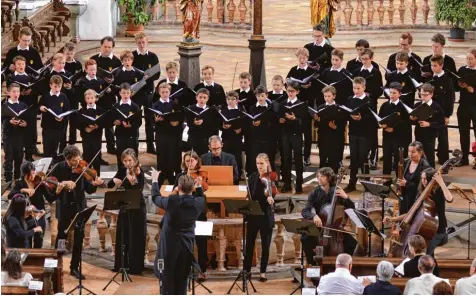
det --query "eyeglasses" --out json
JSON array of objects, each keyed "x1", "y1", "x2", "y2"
[{"x1": 421, "y1": 93, "x2": 431, "y2": 97}]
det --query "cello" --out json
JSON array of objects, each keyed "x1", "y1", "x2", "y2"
[{"x1": 388, "y1": 150, "x2": 462, "y2": 257}]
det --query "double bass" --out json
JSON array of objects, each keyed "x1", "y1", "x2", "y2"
[{"x1": 388, "y1": 150, "x2": 462, "y2": 257}]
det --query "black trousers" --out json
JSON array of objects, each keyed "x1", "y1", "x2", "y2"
[
  {"x1": 223, "y1": 137, "x2": 243, "y2": 175},
  {"x1": 56, "y1": 205, "x2": 84, "y2": 270},
  {"x1": 116, "y1": 136, "x2": 139, "y2": 167},
  {"x1": 82, "y1": 135, "x2": 102, "y2": 176},
  {"x1": 318, "y1": 139, "x2": 342, "y2": 174},
  {"x1": 25, "y1": 107, "x2": 38, "y2": 156},
  {"x1": 196, "y1": 236, "x2": 208, "y2": 273},
  {"x1": 188, "y1": 136, "x2": 209, "y2": 157},
  {"x1": 382, "y1": 136, "x2": 406, "y2": 175},
  {"x1": 145, "y1": 93, "x2": 155, "y2": 144},
  {"x1": 42, "y1": 128, "x2": 63, "y2": 160},
  {"x1": 457, "y1": 105, "x2": 476, "y2": 162},
  {"x1": 282, "y1": 132, "x2": 303, "y2": 190},
  {"x1": 243, "y1": 221, "x2": 272, "y2": 273},
  {"x1": 436, "y1": 126, "x2": 449, "y2": 164},
  {"x1": 427, "y1": 232, "x2": 448, "y2": 256},
  {"x1": 3, "y1": 135, "x2": 24, "y2": 181},
  {"x1": 161, "y1": 243, "x2": 192, "y2": 295},
  {"x1": 349, "y1": 135, "x2": 370, "y2": 186},
  {"x1": 248, "y1": 140, "x2": 270, "y2": 175},
  {"x1": 28, "y1": 216, "x2": 46, "y2": 248},
  {"x1": 369, "y1": 129, "x2": 379, "y2": 164},
  {"x1": 268, "y1": 133, "x2": 283, "y2": 172},
  {"x1": 303, "y1": 116, "x2": 312, "y2": 159},
  {"x1": 418, "y1": 137, "x2": 436, "y2": 168},
  {"x1": 302, "y1": 233, "x2": 356, "y2": 265},
  {"x1": 156, "y1": 133, "x2": 182, "y2": 186},
  {"x1": 105, "y1": 127, "x2": 116, "y2": 151}
]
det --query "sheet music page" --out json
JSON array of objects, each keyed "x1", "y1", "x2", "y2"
[
  {"x1": 164, "y1": 185, "x2": 174, "y2": 192},
  {"x1": 358, "y1": 275, "x2": 376, "y2": 283},
  {"x1": 238, "y1": 185, "x2": 248, "y2": 192},
  {"x1": 344, "y1": 209, "x2": 366, "y2": 228},
  {"x1": 394, "y1": 257, "x2": 411, "y2": 275},
  {"x1": 195, "y1": 221, "x2": 214, "y2": 236}
]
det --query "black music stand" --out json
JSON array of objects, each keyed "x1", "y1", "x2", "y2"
[
  {"x1": 361, "y1": 181, "x2": 398, "y2": 256},
  {"x1": 223, "y1": 199, "x2": 263, "y2": 295},
  {"x1": 189, "y1": 221, "x2": 213, "y2": 295},
  {"x1": 66, "y1": 205, "x2": 97, "y2": 295},
  {"x1": 345, "y1": 209, "x2": 386, "y2": 257},
  {"x1": 102, "y1": 190, "x2": 142, "y2": 290},
  {"x1": 281, "y1": 219, "x2": 321, "y2": 295}
]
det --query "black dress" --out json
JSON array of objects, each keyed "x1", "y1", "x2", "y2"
[
  {"x1": 107, "y1": 167, "x2": 147, "y2": 274},
  {"x1": 5, "y1": 215, "x2": 36, "y2": 248},
  {"x1": 400, "y1": 158, "x2": 430, "y2": 214}
]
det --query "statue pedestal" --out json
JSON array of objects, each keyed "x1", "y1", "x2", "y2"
[
  {"x1": 177, "y1": 43, "x2": 203, "y2": 88},
  {"x1": 248, "y1": 36, "x2": 267, "y2": 88},
  {"x1": 64, "y1": 0, "x2": 88, "y2": 43}
]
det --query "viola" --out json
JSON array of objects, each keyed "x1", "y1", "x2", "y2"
[{"x1": 188, "y1": 170, "x2": 209, "y2": 191}]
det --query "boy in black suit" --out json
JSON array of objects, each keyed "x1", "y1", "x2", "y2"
[
  {"x1": 234, "y1": 72, "x2": 256, "y2": 112},
  {"x1": 428, "y1": 54, "x2": 455, "y2": 165},
  {"x1": 456, "y1": 48, "x2": 476, "y2": 167},
  {"x1": 345, "y1": 39, "x2": 379, "y2": 73},
  {"x1": 411, "y1": 84, "x2": 445, "y2": 168},
  {"x1": 345, "y1": 77, "x2": 376, "y2": 193},
  {"x1": 304, "y1": 24, "x2": 334, "y2": 71},
  {"x1": 386, "y1": 32, "x2": 423, "y2": 80},
  {"x1": 378, "y1": 82, "x2": 411, "y2": 175},
  {"x1": 279, "y1": 81, "x2": 305, "y2": 194},
  {"x1": 39, "y1": 75, "x2": 70, "y2": 161},
  {"x1": 2, "y1": 83, "x2": 29, "y2": 182},
  {"x1": 319, "y1": 49, "x2": 353, "y2": 105},
  {"x1": 115, "y1": 50, "x2": 145, "y2": 105},
  {"x1": 267, "y1": 75, "x2": 287, "y2": 170},
  {"x1": 422, "y1": 33, "x2": 457, "y2": 83},
  {"x1": 75, "y1": 59, "x2": 109, "y2": 107},
  {"x1": 384, "y1": 52, "x2": 417, "y2": 107},
  {"x1": 63, "y1": 42, "x2": 83, "y2": 146},
  {"x1": 3, "y1": 27, "x2": 43, "y2": 75},
  {"x1": 113, "y1": 83, "x2": 142, "y2": 165},
  {"x1": 157, "y1": 61, "x2": 192, "y2": 107},
  {"x1": 220, "y1": 90, "x2": 243, "y2": 175},
  {"x1": 152, "y1": 83, "x2": 184, "y2": 186},
  {"x1": 194, "y1": 65, "x2": 226, "y2": 107}
]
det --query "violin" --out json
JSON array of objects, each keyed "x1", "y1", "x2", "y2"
[
  {"x1": 261, "y1": 171, "x2": 278, "y2": 197},
  {"x1": 188, "y1": 169, "x2": 209, "y2": 191},
  {"x1": 32, "y1": 172, "x2": 60, "y2": 191},
  {"x1": 72, "y1": 160, "x2": 99, "y2": 182}
]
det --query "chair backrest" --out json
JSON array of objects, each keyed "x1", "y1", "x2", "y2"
[
  {"x1": 201, "y1": 166, "x2": 233, "y2": 185},
  {"x1": 1, "y1": 286, "x2": 30, "y2": 295}
]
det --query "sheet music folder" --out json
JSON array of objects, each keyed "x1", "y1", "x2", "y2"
[
  {"x1": 281, "y1": 219, "x2": 321, "y2": 237},
  {"x1": 345, "y1": 209, "x2": 386, "y2": 239},
  {"x1": 222, "y1": 199, "x2": 263, "y2": 216},
  {"x1": 103, "y1": 190, "x2": 142, "y2": 211},
  {"x1": 65, "y1": 205, "x2": 97, "y2": 234},
  {"x1": 361, "y1": 180, "x2": 400, "y2": 201}
]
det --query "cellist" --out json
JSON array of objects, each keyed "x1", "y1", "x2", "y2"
[{"x1": 301, "y1": 167, "x2": 356, "y2": 265}]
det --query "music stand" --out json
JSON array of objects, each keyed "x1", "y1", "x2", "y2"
[
  {"x1": 102, "y1": 190, "x2": 142, "y2": 290},
  {"x1": 189, "y1": 221, "x2": 213, "y2": 295},
  {"x1": 223, "y1": 199, "x2": 263, "y2": 295},
  {"x1": 453, "y1": 185, "x2": 476, "y2": 260},
  {"x1": 345, "y1": 209, "x2": 386, "y2": 257},
  {"x1": 361, "y1": 181, "x2": 398, "y2": 256},
  {"x1": 66, "y1": 205, "x2": 97, "y2": 295},
  {"x1": 281, "y1": 219, "x2": 321, "y2": 295}
]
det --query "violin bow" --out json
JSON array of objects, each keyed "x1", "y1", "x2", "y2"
[
  {"x1": 33, "y1": 162, "x2": 60, "y2": 191},
  {"x1": 74, "y1": 148, "x2": 102, "y2": 184},
  {"x1": 243, "y1": 169, "x2": 252, "y2": 201}
]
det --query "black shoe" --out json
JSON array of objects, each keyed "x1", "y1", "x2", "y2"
[
  {"x1": 147, "y1": 144, "x2": 156, "y2": 154},
  {"x1": 304, "y1": 157, "x2": 311, "y2": 166},
  {"x1": 295, "y1": 188, "x2": 303, "y2": 194},
  {"x1": 259, "y1": 276, "x2": 267, "y2": 282},
  {"x1": 70, "y1": 269, "x2": 85, "y2": 280},
  {"x1": 344, "y1": 185, "x2": 357, "y2": 193},
  {"x1": 107, "y1": 148, "x2": 117, "y2": 154},
  {"x1": 99, "y1": 158, "x2": 109, "y2": 165}
]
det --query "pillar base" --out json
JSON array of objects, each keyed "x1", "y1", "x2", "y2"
[
  {"x1": 248, "y1": 37, "x2": 267, "y2": 88},
  {"x1": 177, "y1": 43, "x2": 203, "y2": 88}
]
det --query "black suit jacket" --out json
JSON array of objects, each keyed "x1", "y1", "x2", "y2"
[
  {"x1": 200, "y1": 151, "x2": 239, "y2": 185},
  {"x1": 403, "y1": 254, "x2": 440, "y2": 278},
  {"x1": 363, "y1": 280, "x2": 401, "y2": 295}
]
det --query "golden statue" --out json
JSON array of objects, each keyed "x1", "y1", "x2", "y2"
[
  {"x1": 310, "y1": 0, "x2": 340, "y2": 38},
  {"x1": 181, "y1": 0, "x2": 203, "y2": 43}
]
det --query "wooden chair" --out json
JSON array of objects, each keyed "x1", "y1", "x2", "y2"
[{"x1": 1, "y1": 286, "x2": 30, "y2": 295}]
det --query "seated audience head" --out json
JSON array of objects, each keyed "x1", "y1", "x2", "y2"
[
  {"x1": 408, "y1": 141, "x2": 425, "y2": 162},
  {"x1": 408, "y1": 234, "x2": 426, "y2": 256},
  {"x1": 471, "y1": 257, "x2": 476, "y2": 275},
  {"x1": 177, "y1": 175, "x2": 195, "y2": 195},
  {"x1": 376, "y1": 261, "x2": 394, "y2": 282},
  {"x1": 63, "y1": 145, "x2": 82, "y2": 168},
  {"x1": 317, "y1": 167, "x2": 336, "y2": 187},
  {"x1": 418, "y1": 255, "x2": 435, "y2": 275},
  {"x1": 100, "y1": 36, "x2": 115, "y2": 56},
  {"x1": 335, "y1": 253, "x2": 352, "y2": 271},
  {"x1": 208, "y1": 135, "x2": 223, "y2": 156},
  {"x1": 182, "y1": 151, "x2": 201, "y2": 171},
  {"x1": 432, "y1": 281, "x2": 453, "y2": 295},
  {"x1": 3, "y1": 250, "x2": 24, "y2": 279}
]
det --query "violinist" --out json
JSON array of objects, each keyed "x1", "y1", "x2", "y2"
[
  {"x1": 173, "y1": 151, "x2": 209, "y2": 279},
  {"x1": 301, "y1": 167, "x2": 356, "y2": 265},
  {"x1": 107, "y1": 148, "x2": 146, "y2": 275},
  {"x1": 3, "y1": 194, "x2": 43, "y2": 248},
  {"x1": 8, "y1": 162, "x2": 56, "y2": 248},
  {"x1": 384, "y1": 168, "x2": 453, "y2": 256},
  {"x1": 243, "y1": 153, "x2": 276, "y2": 282},
  {"x1": 50, "y1": 145, "x2": 104, "y2": 279}
]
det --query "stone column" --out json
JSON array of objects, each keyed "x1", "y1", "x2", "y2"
[
  {"x1": 177, "y1": 44, "x2": 203, "y2": 88},
  {"x1": 248, "y1": 0, "x2": 266, "y2": 88},
  {"x1": 64, "y1": 0, "x2": 88, "y2": 43}
]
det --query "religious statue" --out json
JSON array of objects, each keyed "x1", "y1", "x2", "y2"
[
  {"x1": 310, "y1": 0, "x2": 340, "y2": 38},
  {"x1": 181, "y1": 0, "x2": 203, "y2": 43}
]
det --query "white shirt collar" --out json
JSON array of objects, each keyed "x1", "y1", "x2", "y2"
[
  {"x1": 397, "y1": 68, "x2": 408, "y2": 74},
  {"x1": 14, "y1": 71, "x2": 28, "y2": 76},
  {"x1": 99, "y1": 52, "x2": 114, "y2": 59},
  {"x1": 86, "y1": 75, "x2": 97, "y2": 80},
  {"x1": 287, "y1": 97, "x2": 298, "y2": 104},
  {"x1": 120, "y1": 99, "x2": 132, "y2": 105},
  {"x1": 334, "y1": 268, "x2": 353, "y2": 277},
  {"x1": 136, "y1": 49, "x2": 148, "y2": 55},
  {"x1": 66, "y1": 59, "x2": 77, "y2": 64},
  {"x1": 391, "y1": 99, "x2": 400, "y2": 105},
  {"x1": 122, "y1": 66, "x2": 134, "y2": 72},
  {"x1": 466, "y1": 66, "x2": 476, "y2": 70},
  {"x1": 297, "y1": 64, "x2": 308, "y2": 71},
  {"x1": 326, "y1": 101, "x2": 336, "y2": 106},
  {"x1": 240, "y1": 87, "x2": 251, "y2": 93},
  {"x1": 361, "y1": 65, "x2": 373, "y2": 72},
  {"x1": 87, "y1": 104, "x2": 96, "y2": 109},
  {"x1": 167, "y1": 78, "x2": 179, "y2": 85},
  {"x1": 314, "y1": 39, "x2": 326, "y2": 47},
  {"x1": 426, "y1": 99, "x2": 433, "y2": 106},
  {"x1": 204, "y1": 81, "x2": 215, "y2": 87},
  {"x1": 256, "y1": 102, "x2": 268, "y2": 107},
  {"x1": 227, "y1": 106, "x2": 239, "y2": 110},
  {"x1": 330, "y1": 67, "x2": 343, "y2": 72},
  {"x1": 354, "y1": 93, "x2": 366, "y2": 100},
  {"x1": 196, "y1": 104, "x2": 207, "y2": 109},
  {"x1": 272, "y1": 90, "x2": 283, "y2": 95},
  {"x1": 50, "y1": 91, "x2": 60, "y2": 97},
  {"x1": 51, "y1": 68, "x2": 66, "y2": 73},
  {"x1": 8, "y1": 99, "x2": 19, "y2": 104},
  {"x1": 17, "y1": 45, "x2": 29, "y2": 51},
  {"x1": 434, "y1": 70, "x2": 445, "y2": 78},
  {"x1": 160, "y1": 97, "x2": 170, "y2": 103}
]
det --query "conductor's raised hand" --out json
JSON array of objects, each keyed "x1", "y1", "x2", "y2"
[{"x1": 151, "y1": 168, "x2": 161, "y2": 182}]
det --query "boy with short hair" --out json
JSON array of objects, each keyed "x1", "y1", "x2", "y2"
[
  {"x1": 320, "y1": 49, "x2": 353, "y2": 105},
  {"x1": 4, "y1": 27, "x2": 43, "y2": 74},
  {"x1": 63, "y1": 42, "x2": 83, "y2": 146},
  {"x1": 384, "y1": 52, "x2": 416, "y2": 107},
  {"x1": 115, "y1": 50, "x2": 146, "y2": 106},
  {"x1": 220, "y1": 90, "x2": 243, "y2": 174},
  {"x1": 234, "y1": 72, "x2": 256, "y2": 111},
  {"x1": 410, "y1": 84, "x2": 445, "y2": 168},
  {"x1": 422, "y1": 33, "x2": 457, "y2": 82},
  {"x1": 152, "y1": 83, "x2": 183, "y2": 186},
  {"x1": 267, "y1": 75, "x2": 287, "y2": 170},
  {"x1": 345, "y1": 77, "x2": 376, "y2": 193},
  {"x1": 113, "y1": 83, "x2": 142, "y2": 165},
  {"x1": 345, "y1": 39, "x2": 379, "y2": 73},
  {"x1": 387, "y1": 32, "x2": 423, "y2": 79},
  {"x1": 268, "y1": 75, "x2": 287, "y2": 102},
  {"x1": 39, "y1": 75, "x2": 70, "y2": 161},
  {"x1": 194, "y1": 65, "x2": 226, "y2": 107},
  {"x1": 75, "y1": 59, "x2": 108, "y2": 107},
  {"x1": 157, "y1": 61, "x2": 192, "y2": 107},
  {"x1": 2, "y1": 83, "x2": 29, "y2": 181},
  {"x1": 304, "y1": 24, "x2": 334, "y2": 70}
]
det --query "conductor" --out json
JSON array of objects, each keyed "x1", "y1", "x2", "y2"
[{"x1": 151, "y1": 170, "x2": 206, "y2": 295}]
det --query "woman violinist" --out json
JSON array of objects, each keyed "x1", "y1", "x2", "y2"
[
  {"x1": 172, "y1": 150, "x2": 209, "y2": 280},
  {"x1": 243, "y1": 153, "x2": 276, "y2": 282},
  {"x1": 8, "y1": 161, "x2": 56, "y2": 248},
  {"x1": 107, "y1": 148, "x2": 146, "y2": 275}
]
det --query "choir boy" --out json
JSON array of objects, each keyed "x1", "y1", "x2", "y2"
[
  {"x1": 428, "y1": 54, "x2": 455, "y2": 164},
  {"x1": 345, "y1": 39, "x2": 379, "y2": 73},
  {"x1": 304, "y1": 24, "x2": 334, "y2": 71},
  {"x1": 194, "y1": 65, "x2": 226, "y2": 107},
  {"x1": 39, "y1": 75, "x2": 70, "y2": 161},
  {"x1": 268, "y1": 75, "x2": 288, "y2": 102},
  {"x1": 314, "y1": 86, "x2": 345, "y2": 174},
  {"x1": 113, "y1": 83, "x2": 142, "y2": 165},
  {"x1": 157, "y1": 61, "x2": 191, "y2": 107},
  {"x1": 90, "y1": 36, "x2": 122, "y2": 154},
  {"x1": 133, "y1": 32, "x2": 160, "y2": 154},
  {"x1": 114, "y1": 50, "x2": 145, "y2": 106},
  {"x1": 4, "y1": 27, "x2": 43, "y2": 75},
  {"x1": 2, "y1": 83, "x2": 29, "y2": 182},
  {"x1": 456, "y1": 48, "x2": 476, "y2": 167},
  {"x1": 152, "y1": 83, "x2": 183, "y2": 186},
  {"x1": 220, "y1": 90, "x2": 244, "y2": 175},
  {"x1": 320, "y1": 49, "x2": 353, "y2": 105},
  {"x1": 411, "y1": 84, "x2": 445, "y2": 168},
  {"x1": 386, "y1": 32, "x2": 423, "y2": 80},
  {"x1": 267, "y1": 75, "x2": 287, "y2": 170},
  {"x1": 378, "y1": 82, "x2": 411, "y2": 175},
  {"x1": 75, "y1": 59, "x2": 108, "y2": 106},
  {"x1": 234, "y1": 72, "x2": 256, "y2": 111},
  {"x1": 63, "y1": 42, "x2": 83, "y2": 146},
  {"x1": 287, "y1": 48, "x2": 315, "y2": 166},
  {"x1": 185, "y1": 88, "x2": 218, "y2": 156},
  {"x1": 345, "y1": 77, "x2": 376, "y2": 193},
  {"x1": 280, "y1": 81, "x2": 305, "y2": 194},
  {"x1": 384, "y1": 52, "x2": 416, "y2": 107},
  {"x1": 422, "y1": 33, "x2": 457, "y2": 82}
]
